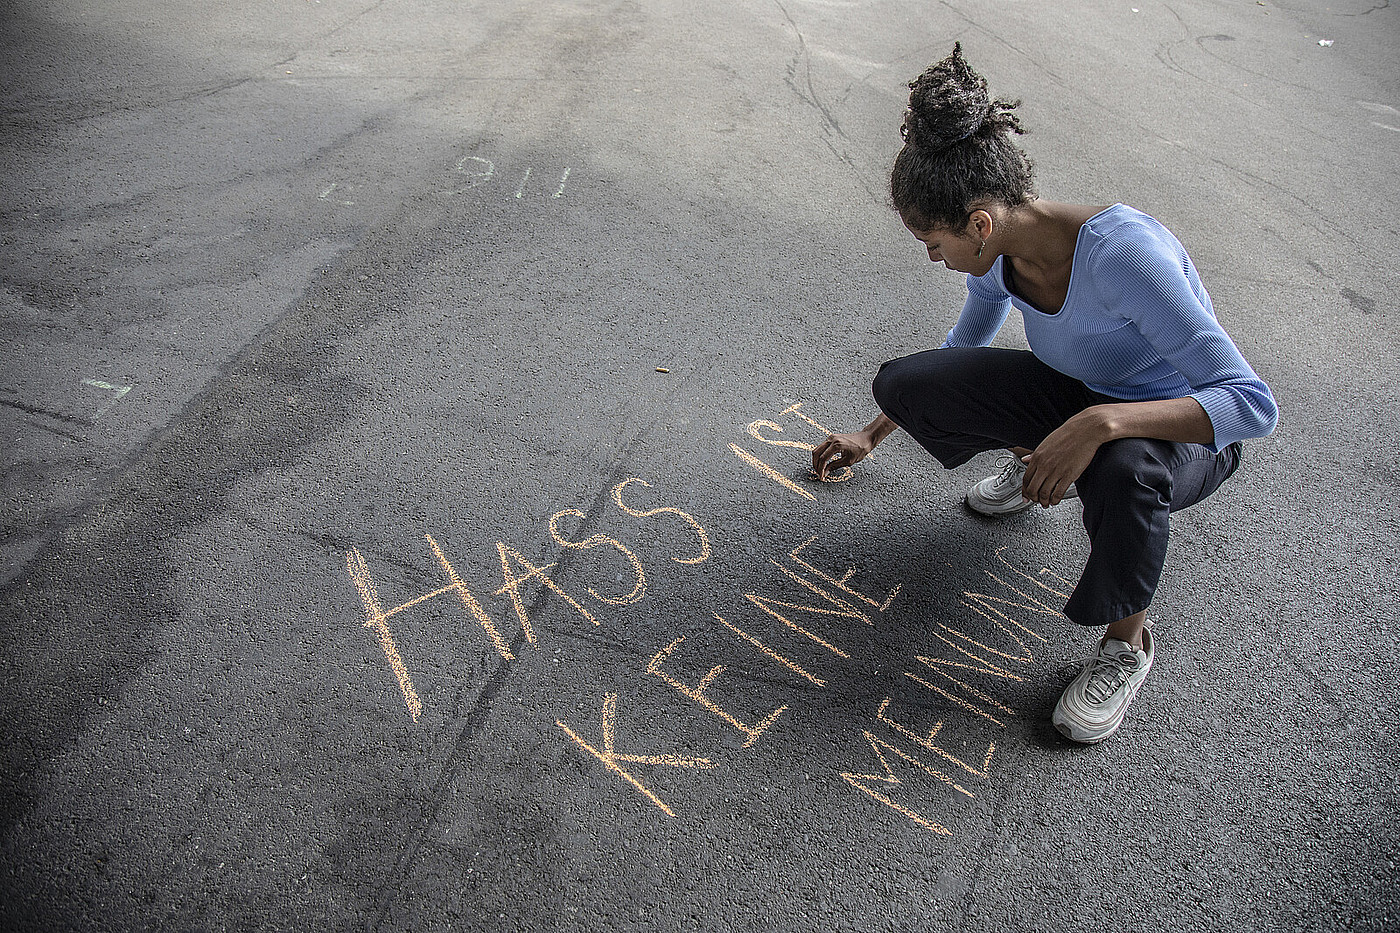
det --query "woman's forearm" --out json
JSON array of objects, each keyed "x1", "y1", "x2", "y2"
[
  {"x1": 1021, "y1": 396, "x2": 1218, "y2": 508},
  {"x1": 1084, "y1": 397, "x2": 1216, "y2": 446},
  {"x1": 862, "y1": 411, "x2": 901, "y2": 446}
]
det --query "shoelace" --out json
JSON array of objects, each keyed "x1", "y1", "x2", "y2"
[
  {"x1": 994, "y1": 454, "x2": 1023, "y2": 488},
  {"x1": 1084, "y1": 648, "x2": 1140, "y2": 704}
]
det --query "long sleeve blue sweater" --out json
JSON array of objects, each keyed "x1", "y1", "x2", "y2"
[{"x1": 942, "y1": 204, "x2": 1278, "y2": 450}]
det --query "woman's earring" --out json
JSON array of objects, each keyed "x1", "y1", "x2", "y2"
[{"x1": 977, "y1": 240, "x2": 986, "y2": 258}]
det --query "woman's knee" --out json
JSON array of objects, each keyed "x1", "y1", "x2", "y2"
[
  {"x1": 1078, "y1": 438, "x2": 1173, "y2": 501},
  {"x1": 872, "y1": 355, "x2": 914, "y2": 415},
  {"x1": 871, "y1": 349, "x2": 963, "y2": 416}
]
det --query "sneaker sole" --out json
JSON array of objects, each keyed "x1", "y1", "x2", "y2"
[
  {"x1": 965, "y1": 488, "x2": 1079, "y2": 517},
  {"x1": 965, "y1": 492, "x2": 1037, "y2": 516}
]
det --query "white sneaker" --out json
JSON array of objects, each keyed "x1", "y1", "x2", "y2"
[
  {"x1": 965, "y1": 455, "x2": 1077, "y2": 516},
  {"x1": 1052, "y1": 627, "x2": 1155, "y2": 743}
]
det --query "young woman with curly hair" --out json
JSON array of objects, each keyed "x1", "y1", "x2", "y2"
[{"x1": 812, "y1": 44, "x2": 1278, "y2": 743}]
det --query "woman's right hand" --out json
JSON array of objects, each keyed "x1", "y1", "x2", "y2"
[{"x1": 811, "y1": 431, "x2": 876, "y2": 481}]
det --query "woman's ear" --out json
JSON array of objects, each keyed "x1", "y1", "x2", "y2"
[{"x1": 967, "y1": 209, "x2": 994, "y2": 241}]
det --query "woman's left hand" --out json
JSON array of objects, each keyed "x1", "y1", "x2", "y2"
[{"x1": 1021, "y1": 409, "x2": 1111, "y2": 507}]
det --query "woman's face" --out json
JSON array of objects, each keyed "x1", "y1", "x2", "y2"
[{"x1": 901, "y1": 215, "x2": 989, "y2": 275}]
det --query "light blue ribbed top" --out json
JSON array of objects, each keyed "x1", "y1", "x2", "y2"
[{"x1": 943, "y1": 204, "x2": 1278, "y2": 450}]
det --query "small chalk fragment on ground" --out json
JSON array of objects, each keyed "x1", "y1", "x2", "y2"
[{"x1": 655, "y1": 367, "x2": 670, "y2": 373}]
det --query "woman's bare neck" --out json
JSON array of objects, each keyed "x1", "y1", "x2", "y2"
[{"x1": 1001, "y1": 201, "x2": 1109, "y2": 278}]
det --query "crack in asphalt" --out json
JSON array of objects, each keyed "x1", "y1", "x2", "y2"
[
  {"x1": 366, "y1": 354, "x2": 718, "y2": 931},
  {"x1": 773, "y1": 0, "x2": 847, "y2": 140}
]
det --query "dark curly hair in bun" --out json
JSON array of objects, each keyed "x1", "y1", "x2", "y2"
[{"x1": 891, "y1": 43, "x2": 1036, "y2": 232}]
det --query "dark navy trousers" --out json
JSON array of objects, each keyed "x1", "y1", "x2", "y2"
[{"x1": 872, "y1": 347, "x2": 1242, "y2": 627}]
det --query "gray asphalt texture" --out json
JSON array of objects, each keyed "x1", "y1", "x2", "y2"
[{"x1": 2, "y1": 0, "x2": 1397, "y2": 931}]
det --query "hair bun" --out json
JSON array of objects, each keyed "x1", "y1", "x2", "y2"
[
  {"x1": 902, "y1": 42, "x2": 1023, "y2": 153},
  {"x1": 890, "y1": 43, "x2": 1036, "y2": 229}
]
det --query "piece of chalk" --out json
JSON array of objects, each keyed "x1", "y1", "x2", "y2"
[{"x1": 655, "y1": 367, "x2": 670, "y2": 373}]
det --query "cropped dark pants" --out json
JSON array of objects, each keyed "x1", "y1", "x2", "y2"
[{"x1": 872, "y1": 347, "x2": 1242, "y2": 627}]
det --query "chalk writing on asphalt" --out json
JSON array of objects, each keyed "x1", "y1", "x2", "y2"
[
  {"x1": 341, "y1": 401, "x2": 1072, "y2": 836},
  {"x1": 448, "y1": 155, "x2": 573, "y2": 200}
]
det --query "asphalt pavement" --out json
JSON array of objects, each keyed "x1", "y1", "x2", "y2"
[{"x1": 2, "y1": 0, "x2": 1397, "y2": 930}]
